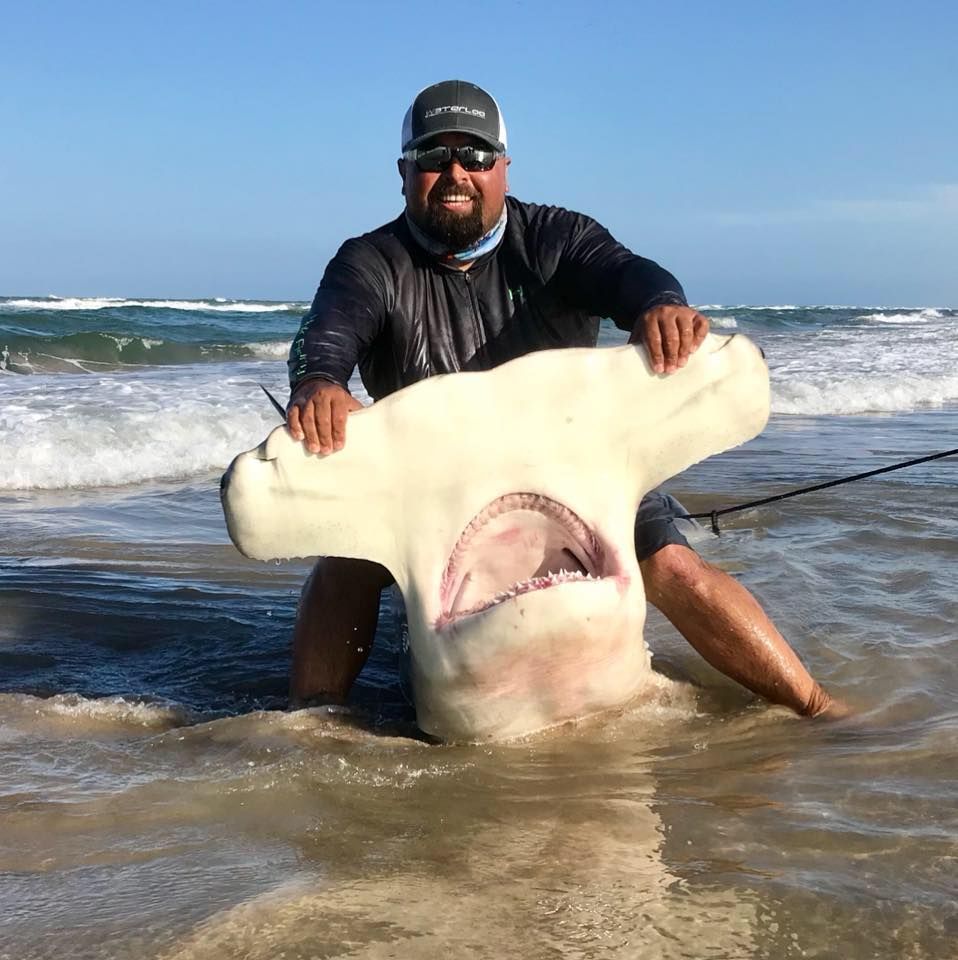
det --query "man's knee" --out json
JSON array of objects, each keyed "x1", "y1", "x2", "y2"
[
  {"x1": 634, "y1": 491, "x2": 692, "y2": 562},
  {"x1": 298, "y1": 557, "x2": 393, "y2": 618},
  {"x1": 310, "y1": 556, "x2": 393, "y2": 591},
  {"x1": 640, "y1": 544, "x2": 716, "y2": 607}
]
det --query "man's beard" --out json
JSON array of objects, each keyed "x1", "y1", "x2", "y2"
[{"x1": 418, "y1": 183, "x2": 487, "y2": 250}]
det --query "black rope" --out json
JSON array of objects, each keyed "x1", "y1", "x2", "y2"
[{"x1": 689, "y1": 447, "x2": 958, "y2": 534}]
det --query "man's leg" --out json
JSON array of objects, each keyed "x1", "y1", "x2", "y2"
[
  {"x1": 641, "y1": 545, "x2": 834, "y2": 716},
  {"x1": 635, "y1": 492, "x2": 837, "y2": 717},
  {"x1": 289, "y1": 556, "x2": 393, "y2": 706}
]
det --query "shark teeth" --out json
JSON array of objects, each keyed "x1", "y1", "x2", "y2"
[
  {"x1": 438, "y1": 568, "x2": 601, "y2": 625},
  {"x1": 437, "y1": 492, "x2": 610, "y2": 628},
  {"x1": 489, "y1": 568, "x2": 598, "y2": 605},
  {"x1": 444, "y1": 493, "x2": 601, "y2": 582}
]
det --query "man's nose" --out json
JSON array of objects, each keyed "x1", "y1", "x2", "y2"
[{"x1": 444, "y1": 159, "x2": 470, "y2": 180}]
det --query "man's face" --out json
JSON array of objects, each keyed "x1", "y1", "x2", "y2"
[{"x1": 399, "y1": 132, "x2": 509, "y2": 250}]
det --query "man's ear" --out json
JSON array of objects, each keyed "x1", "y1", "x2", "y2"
[
  {"x1": 505, "y1": 155, "x2": 511, "y2": 193},
  {"x1": 397, "y1": 158, "x2": 406, "y2": 196}
]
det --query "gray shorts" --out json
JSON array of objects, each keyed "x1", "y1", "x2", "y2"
[{"x1": 634, "y1": 491, "x2": 693, "y2": 562}]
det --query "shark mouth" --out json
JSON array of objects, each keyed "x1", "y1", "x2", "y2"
[{"x1": 437, "y1": 493, "x2": 610, "y2": 627}]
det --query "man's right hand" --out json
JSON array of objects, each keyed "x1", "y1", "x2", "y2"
[{"x1": 287, "y1": 379, "x2": 363, "y2": 454}]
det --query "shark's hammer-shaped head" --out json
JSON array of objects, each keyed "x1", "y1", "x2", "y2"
[{"x1": 222, "y1": 336, "x2": 770, "y2": 741}]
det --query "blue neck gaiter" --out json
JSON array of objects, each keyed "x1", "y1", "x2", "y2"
[{"x1": 405, "y1": 205, "x2": 508, "y2": 264}]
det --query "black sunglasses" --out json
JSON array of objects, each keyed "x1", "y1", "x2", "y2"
[{"x1": 403, "y1": 144, "x2": 502, "y2": 173}]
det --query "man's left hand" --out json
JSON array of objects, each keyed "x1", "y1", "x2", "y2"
[{"x1": 630, "y1": 305, "x2": 710, "y2": 374}]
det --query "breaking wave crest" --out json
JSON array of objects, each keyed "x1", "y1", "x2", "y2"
[
  {"x1": 854, "y1": 308, "x2": 945, "y2": 324},
  {"x1": 0, "y1": 692, "x2": 197, "y2": 734},
  {"x1": 0, "y1": 334, "x2": 290, "y2": 373},
  {"x1": 3, "y1": 296, "x2": 302, "y2": 313},
  {"x1": 0, "y1": 363, "x2": 372, "y2": 490},
  {"x1": 773, "y1": 373, "x2": 958, "y2": 416}
]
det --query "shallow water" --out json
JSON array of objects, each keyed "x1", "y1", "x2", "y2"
[{"x1": 2, "y1": 303, "x2": 957, "y2": 957}]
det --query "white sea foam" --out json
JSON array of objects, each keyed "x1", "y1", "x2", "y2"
[
  {"x1": 697, "y1": 304, "x2": 809, "y2": 311},
  {"x1": 40, "y1": 693, "x2": 194, "y2": 726},
  {"x1": 694, "y1": 304, "x2": 799, "y2": 312},
  {"x1": 710, "y1": 316, "x2": 739, "y2": 330},
  {"x1": 763, "y1": 309, "x2": 958, "y2": 415},
  {"x1": 0, "y1": 692, "x2": 195, "y2": 731},
  {"x1": 697, "y1": 304, "x2": 935, "y2": 312},
  {"x1": 0, "y1": 362, "x2": 370, "y2": 490},
  {"x1": 772, "y1": 373, "x2": 958, "y2": 416},
  {"x1": 856, "y1": 308, "x2": 945, "y2": 324},
  {"x1": 248, "y1": 341, "x2": 293, "y2": 359},
  {"x1": 4, "y1": 297, "x2": 302, "y2": 313},
  {"x1": 0, "y1": 365, "x2": 279, "y2": 489}
]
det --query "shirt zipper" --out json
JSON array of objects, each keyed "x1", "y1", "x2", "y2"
[{"x1": 463, "y1": 272, "x2": 484, "y2": 346}]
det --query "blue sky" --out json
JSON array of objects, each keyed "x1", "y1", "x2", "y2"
[{"x1": 3, "y1": 0, "x2": 956, "y2": 304}]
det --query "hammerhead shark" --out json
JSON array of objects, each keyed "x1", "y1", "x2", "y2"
[{"x1": 221, "y1": 334, "x2": 769, "y2": 741}]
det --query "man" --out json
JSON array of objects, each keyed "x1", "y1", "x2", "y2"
[{"x1": 285, "y1": 80, "x2": 839, "y2": 719}]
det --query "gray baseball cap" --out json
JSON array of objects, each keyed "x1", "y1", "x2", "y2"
[{"x1": 401, "y1": 80, "x2": 508, "y2": 153}]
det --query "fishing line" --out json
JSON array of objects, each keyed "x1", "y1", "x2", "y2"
[{"x1": 690, "y1": 447, "x2": 958, "y2": 534}]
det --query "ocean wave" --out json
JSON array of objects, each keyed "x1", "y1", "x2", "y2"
[
  {"x1": 855, "y1": 308, "x2": 945, "y2": 324},
  {"x1": 3, "y1": 296, "x2": 303, "y2": 313},
  {"x1": 0, "y1": 692, "x2": 196, "y2": 732},
  {"x1": 0, "y1": 332, "x2": 291, "y2": 373},
  {"x1": 247, "y1": 341, "x2": 293, "y2": 360},
  {"x1": 0, "y1": 365, "x2": 373, "y2": 490},
  {"x1": 696, "y1": 304, "x2": 832, "y2": 311},
  {"x1": 697, "y1": 304, "x2": 953, "y2": 314},
  {"x1": 0, "y1": 401, "x2": 280, "y2": 490},
  {"x1": 772, "y1": 373, "x2": 958, "y2": 416}
]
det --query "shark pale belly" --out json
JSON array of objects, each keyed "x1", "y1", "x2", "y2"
[{"x1": 221, "y1": 336, "x2": 770, "y2": 741}]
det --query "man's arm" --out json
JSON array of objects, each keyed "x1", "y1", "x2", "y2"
[
  {"x1": 550, "y1": 208, "x2": 709, "y2": 371},
  {"x1": 286, "y1": 239, "x2": 390, "y2": 453}
]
